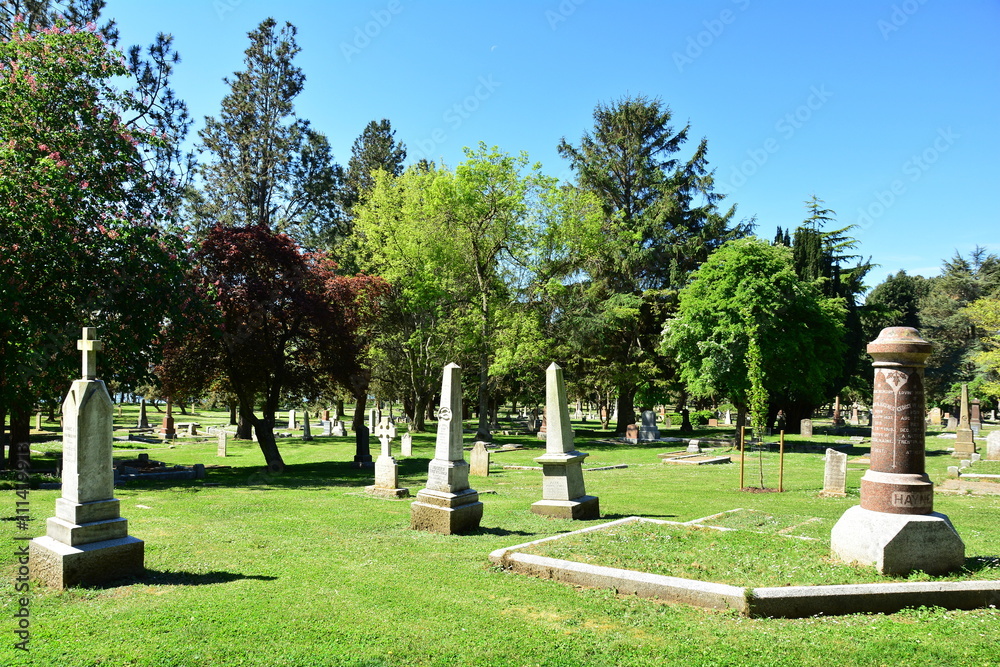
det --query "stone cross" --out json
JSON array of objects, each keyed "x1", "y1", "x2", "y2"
[
  {"x1": 375, "y1": 417, "x2": 396, "y2": 457},
  {"x1": 954, "y1": 384, "x2": 976, "y2": 457},
  {"x1": 77, "y1": 327, "x2": 103, "y2": 380}
]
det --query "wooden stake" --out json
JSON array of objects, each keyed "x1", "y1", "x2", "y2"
[{"x1": 778, "y1": 430, "x2": 785, "y2": 492}]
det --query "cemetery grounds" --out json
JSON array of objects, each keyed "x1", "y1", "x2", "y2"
[{"x1": 2, "y1": 407, "x2": 999, "y2": 666}]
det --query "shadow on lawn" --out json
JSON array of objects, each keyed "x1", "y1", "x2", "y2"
[{"x1": 142, "y1": 569, "x2": 279, "y2": 586}]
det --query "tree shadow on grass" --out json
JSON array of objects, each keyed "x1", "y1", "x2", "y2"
[
  {"x1": 119, "y1": 459, "x2": 394, "y2": 491},
  {"x1": 472, "y1": 526, "x2": 536, "y2": 537},
  {"x1": 82, "y1": 570, "x2": 278, "y2": 589}
]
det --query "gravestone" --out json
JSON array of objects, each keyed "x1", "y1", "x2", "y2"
[
  {"x1": 624, "y1": 424, "x2": 639, "y2": 444},
  {"x1": 833, "y1": 396, "x2": 842, "y2": 426},
  {"x1": 217, "y1": 430, "x2": 227, "y2": 457},
  {"x1": 186, "y1": 423, "x2": 197, "y2": 437},
  {"x1": 322, "y1": 409, "x2": 330, "y2": 422},
  {"x1": 287, "y1": 409, "x2": 297, "y2": 431},
  {"x1": 686, "y1": 440, "x2": 701, "y2": 453},
  {"x1": 401, "y1": 431, "x2": 413, "y2": 457},
  {"x1": 537, "y1": 414, "x2": 548, "y2": 440},
  {"x1": 301, "y1": 411, "x2": 313, "y2": 441},
  {"x1": 953, "y1": 384, "x2": 976, "y2": 458},
  {"x1": 366, "y1": 417, "x2": 407, "y2": 498},
  {"x1": 470, "y1": 441, "x2": 490, "y2": 477},
  {"x1": 850, "y1": 405, "x2": 860, "y2": 425},
  {"x1": 946, "y1": 416, "x2": 958, "y2": 431},
  {"x1": 35, "y1": 411, "x2": 42, "y2": 431},
  {"x1": 368, "y1": 408, "x2": 379, "y2": 432},
  {"x1": 970, "y1": 398, "x2": 982, "y2": 432},
  {"x1": 352, "y1": 423, "x2": 373, "y2": 469},
  {"x1": 928, "y1": 407, "x2": 942, "y2": 426},
  {"x1": 159, "y1": 397, "x2": 176, "y2": 439},
  {"x1": 322, "y1": 420, "x2": 332, "y2": 437},
  {"x1": 30, "y1": 328, "x2": 144, "y2": 588},
  {"x1": 410, "y1": 363, "x2": 483, "y2": 534},
  {"x1": 137, "y1": 398, "x2": 149, "y2": 429},
  {"x1": 986, "y1": 430, "x2": 1000, "y2": 461},
  {"x1": 530, "y1": 363, "x2": 599, "y2": 520},
  {"x1": 821, "y1": 448, "x2": 848, "y2": 497},
  {"x1": 800, "y1": 419, "x2": 813, "y2": 438},
  {"x1": 724, "y1": 410, "x2": 732, "y2": 425},
  {"x1": 332, "y1": 420, "x2": 346, "y2": 437},
  {"x1": 638, "y1": 410, "x2": 660, "y2": 441},
  {"x1": 527, "y1": 409, "x2": 539, "y2": 433},
  {"x1": 708, "y1": 418, "x2": 719, "y2": 427},
  {"x1": 831, "y1": 327, "x2": 964, "y2": 576}
]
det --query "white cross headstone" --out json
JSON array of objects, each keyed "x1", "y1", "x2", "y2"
[
  {"x1": 375, "y1": 417, "x2": 396, "y2": 457},
  {"x1": 77, "y1": 327, "x2": 103, "y2": 380}
]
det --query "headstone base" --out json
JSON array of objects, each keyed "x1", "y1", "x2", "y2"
[
  {"x1": 830, "y1": 505, "x2": 964, "y2": 576},
  {"x1": 530, "y1": 495, "x2": 600, "y2": 520},
  {"x1": 410, "y1": 488, "x2": 483, "y2": 534},
  {"x1": 364, "y1": 485, "x2": 410, "y2": 499},
  {"x1": 351, "y1": 455, "x2": 374, "y2": 469},
  {"x1": 29, "y1": 535, "x2": 144, "y2": 590}
]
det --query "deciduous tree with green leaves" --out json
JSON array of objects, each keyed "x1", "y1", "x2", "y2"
[{"x1": 663, "y1": 237, "x2": 847, "y2": 437}]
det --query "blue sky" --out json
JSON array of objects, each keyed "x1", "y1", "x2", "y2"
[{"x1": 104, "y1": 0, "x2": 999, "y2": 286}]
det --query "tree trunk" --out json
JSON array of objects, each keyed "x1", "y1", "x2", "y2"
[
  {"x1": 229, "y1": 400, "x2": 238, "y2": 426},
  {"x1": 237, "y1": 399, "x2": 283, "y2": 472},
  {"x1": 335, "y1": 399, "x2": 344, "y2": 420},
  {"x1": 9, "y1": 409, "x2": 31, "y2": 471},
  {"x1": 236, "y1": 414, "x2": 253, "y2": 440},
  {"x1": 614, "y1": 383, "x2": 636, "y2": 434},
  {"x1": 412, "y1": 393, "x2": 428, "y2": 433},
  {"x1": 178, "y1": 401, "x2": 187, "y2": 415}
]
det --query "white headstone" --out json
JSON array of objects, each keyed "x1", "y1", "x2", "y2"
[
  {"x1": 401, "y1": 431, "x2": 412, "y2": 456},
  {"x1": 822, "y1": 448, "x2": 848, "y2": 496},
  {"x1": 30, "y1": 328, "x2": 144, "y2": 588},
  {"x1": 287, "y1": 409, "x2": 297, "y2": 430},
  {"x1": 217, "y1": 430, "x2": 227, "y2": 457},
  {"x1": 470, "y1": 441, "x2": 490, "y2": 476},
  {"x1": 986, "y1": 430, "x2": 1000, "y2": 461},
  {"x1": 375, "y1": 417, "x2": 396, "y2": 457}
]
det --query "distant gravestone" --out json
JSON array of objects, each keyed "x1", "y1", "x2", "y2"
[
  {"x1": 217, "y1": 429, "x2": 227, "y2": 457},
  {"x1": 624, "y1": 423, "x2": 639, "y2": 444},
  {"x1": 30, "y1": 328, "x2": 144, "y2": 588},
  {"x1": 322, "y1": 409, "x2": 330, "y2": 422},
  {"x1": 470, "y1": 441, "x2": 490, "y2": 477},
  {"x1": 287, "y1": 409, "x2": 297, "y2": 430},
  {"x1": 986, "y1": 430, "x2": 1000, "y2": 461},
  {"x1": 708, "y1": 418, "x2": 718, "y2": 427},
  {"x1": 35, "y1": 412, "x2": 42, "y2": 431},
  {"x1": 822, "y1": 449, "x2": 848, "y2": 497},
  {"x1": 537, "y1": 414, "x2": 548, "y2": 440},
  {"x1": 366, "y1": 417, "x2": 407, "y2": 498},
  {"x1": 138, "y1": 399, "x2": 149, "y2": 429},
  {"x1": 928, "y1": 407, "x2": 942, "y2": 426},
  {"x1": 724, "y1": 410, "x2": 732, "y2": 425},
  {"x1": 971, "y1": 398, "x2": 982, "y2": 431},
  {"x1": 401, "y1": 431, "x2": 412, "y2": 456},
  {"x1": 946, "y1": 416, "x2": 958, "y2": 431},
  {"x1": 954, "y1": 384, "x2": 976, "y2": 458},
  {"x1": 368, "y1": 408, "x2": 379, "y2": 432},
  {"x1": 301, "y1": 411, "x2": 313, "y2": 441},
  {"x1": 322, "y1": 420, "x2": 332, "y2": 437},
  {"x1": 186, "y1": 423, "x2": 197, "y2": 437},
  {"x1": 800, "y1": 419, "x2": 813, "y2": 438},
  {"x1": 638, "y1": 410, "x2": 660, "y2": 441},
  {"x1": 686, "y1": 439, "x2": 701, "y2": 453}
]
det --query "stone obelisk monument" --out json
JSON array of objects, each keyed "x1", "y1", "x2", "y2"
[
  {"x1": 531, "y1": 363, "x2": 600, "y2": 520},
  {"x1": 831, "y1": 327, "x2": 963, "y2": 575},
  {"x1": 953, "y1": 383, "x2": 976, "y2": 458},
  {"x1": 410, "y1": 363, "x2": 483, "y2": 534},
  {"x1": 30, "y1": 328, "x2": 145, "y2": 588}
]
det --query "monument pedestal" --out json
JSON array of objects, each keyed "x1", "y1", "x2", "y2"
[
  {"x1": 365, "y1": 454, "x2": 409, "y2": 498},
  {"x1": 30, "y1": 536, "x2": 144, "y2": 589},
  {"x1": 831, "y1": 506, "x2": 964, "y2": 576},
  {"x1": 531, "y1": 452, "x2": 600, "y2": 520},
  {"x1": 410, "y1": 488, "x2": 483, "y2": 534}
]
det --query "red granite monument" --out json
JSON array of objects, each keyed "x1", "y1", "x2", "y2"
[{"x1": 831, "y1": 327, "x2": 964, "y2": 575}]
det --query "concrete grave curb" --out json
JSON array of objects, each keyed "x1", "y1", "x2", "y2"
[{"x1": 489, "y1": 516, "x2": 1000, "y2": 618}]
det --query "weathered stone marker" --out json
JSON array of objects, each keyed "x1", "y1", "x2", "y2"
[
  {"x1": 831, "y1": 327, "x2": 964, "y2": 575},
  {"x1": 159, "y1": 396, "x2": 176, "y2": 439},
  {"x1": 530, "y1": 363, "x2": 600, "y2": 520},
  {"x1": 986, "y1": 430, "x2": 1000, "y2": 461},
  {"x1": 638, "y1": 410, "x2": 660, "y2": 441},
  {"x1": 928, "y1": 407, "x2": 942, "y2": 425},
  {"x1": 287, "y1": 408, "x2": 297, "y2": 431},
  {"x1": 800, "y1": 419, "x2": 813, "y2": 438},
  {"x1": 30, "y1": 328, "x2": 144, "y2": 588},
  {"x1": 470, "y1": 441, "x2": 491, "y2": 477},
  {"x1": 410, "y1": 363, "x2": 482, "y2": 534},
  {"x1": 953, "y1": 384, "x2": 976, "y2": 458},
  {"x1": 970, "y1": 398, "x2": 982, "y2": 432},
  {"x1": 301, "y1": 411, "x2": 313, "y2": 441},
  {"x1": 400, "y1": 431, "x2": 413, "y2": 457},
  {"x1": 137, "y1": 398, "x2": 149, "y2": 429},
  {"x1": 217, "y1": 429, "x2": 227, "y2": 457},
  {"x1": 821, "y1": 448, "x2": 848, "y2": 497},
  {"x1": 366, "y1": 417, "x2": 408, "y2": 498}
]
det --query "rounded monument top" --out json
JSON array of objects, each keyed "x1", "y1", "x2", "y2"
[{"x1": 867, "y1": 326, "x2": 932, "y2": 365}]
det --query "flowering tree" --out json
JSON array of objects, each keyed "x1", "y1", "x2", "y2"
[
  {"x1": 0, "y1": 19, "x2": 188, "y2": 466},
  {"x1": 158, "y1": 225, "x2": 387, "y2": 473}
]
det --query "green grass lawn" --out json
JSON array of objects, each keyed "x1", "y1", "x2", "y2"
[{"x1": 2, "y1": 410, "x2": 999, "y2": 666}]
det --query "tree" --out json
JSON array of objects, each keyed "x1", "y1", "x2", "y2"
[
  {"x1": 159, "y1": 225, "x2": 386, "y2": 472},
  {"x1": 964, "y1": 295, "x2": 1000, "y2": 405},
  {"x1": 192, "y1": 18, "x2": 345, "y2": 248},
  {"x1": 864, "y1": 270, "x2": 928, "y2": 335},
  {"x1": 557, "y1": 95, "x2": 747, "y2": 432},
  {"x1": 344, "y1": 119, "x2": 406, "y2": 211},
  {"x1": 919, "y1": 247, "x2": 1000, "y2": 405},
  {"x1": 0, "y1": 18, "x2": 189, "y2": 467},
  {"x1": 664, "y1": 237, "x2": 847, "y2": 435}
]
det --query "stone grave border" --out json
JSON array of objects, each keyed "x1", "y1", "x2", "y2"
[{"x1": 488, "y1": 516, "x2": 1000, "y2": 618}]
